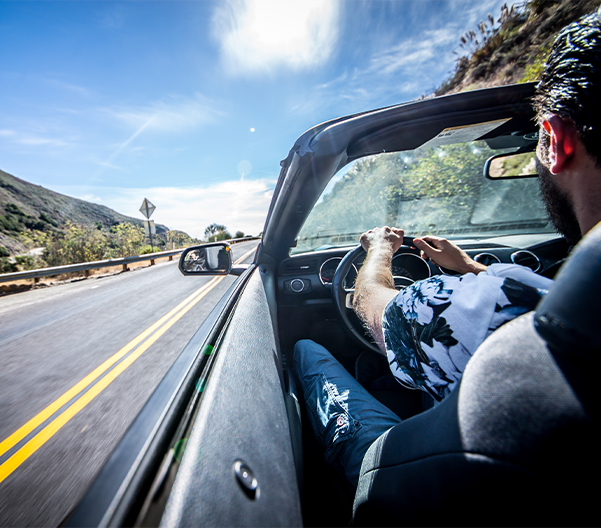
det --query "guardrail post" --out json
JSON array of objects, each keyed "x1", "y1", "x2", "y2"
[
  {"x1": 122, "y1": 263, "x2": 128, "y2": 272},
  {"x1": 150, "y1": 259, "x2": 155, "y2": 266}
]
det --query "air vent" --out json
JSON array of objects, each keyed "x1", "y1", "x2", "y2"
[
  {"x1": 474, "y1": 252, "x2": 501, "y2": 266},
  {"x1": 511, "y1": 250, "x2": 542, "y2": 272},
  {"x1": 282, "y1": 259, "x2": 317, "y2": 275}
]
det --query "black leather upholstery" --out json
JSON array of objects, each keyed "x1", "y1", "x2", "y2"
[{"x1": 353, "y1": 224, "x2": 600, "y2": 526}]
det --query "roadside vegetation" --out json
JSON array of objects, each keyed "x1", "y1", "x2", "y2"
[{"x1": 1, "y1": 220, "x2": 193, "y2": 273}]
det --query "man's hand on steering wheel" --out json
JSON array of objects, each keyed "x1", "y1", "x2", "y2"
[
  {"x1": 360, "y1": 226, "x2": 405, "y2": 255},
  {"x1": 413, "y1": 235, "x2": 486, "y2": 275},
  {"x1": 353, "y1": 226, "x2": 409, "y2": 355}
]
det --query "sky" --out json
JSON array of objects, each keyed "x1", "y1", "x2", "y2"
[{"x1": 0, "y1": 0, "x2": 512, "y2": 239}]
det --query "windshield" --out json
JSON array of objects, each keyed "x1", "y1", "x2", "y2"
[{"x1": 294, "y1": 139, "x2": 553, "y2": 254}]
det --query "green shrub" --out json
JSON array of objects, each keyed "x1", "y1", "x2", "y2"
[
  {"x1": 0, "y1": 258, "x2": 17, "y2": 273},
  {"x1": 15, "y1": 255, "x2": 35, "y2": 270},
  {"x1": 0, "y1": 214, "x2": 20, "y2": 233},
  {"x1": 140, "y1": 245, "x2": 155, "y2": 254}
]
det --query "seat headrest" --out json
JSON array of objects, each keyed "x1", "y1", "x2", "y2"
[{"x1": 534, "y1": 221, "x2": 601, "y2": 358}]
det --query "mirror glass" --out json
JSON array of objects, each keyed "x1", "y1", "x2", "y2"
[
  {"x1": 487, "y1": 151, "x2": 538, "y2": 179},
  {"x1": 181, "y1": 245, "x2": 231, "y2": 274}
]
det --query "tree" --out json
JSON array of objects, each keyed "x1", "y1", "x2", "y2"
[
  {"x1": 214, "y1": 229, "x2": 232, "y2": 241},
  {"x1": 204, "y1": 223, "x2": 230, "y2": 242},
  {"x1": 234, "y1": 231, "x2": 245, "y2": 239},
  {"x1": 167, "y1": 230, "x2": 198, "y2": 249}
]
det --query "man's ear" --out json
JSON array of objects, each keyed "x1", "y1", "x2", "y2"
[{"x1": 544, "y1": 115, "x2": 577, "y2": 174}]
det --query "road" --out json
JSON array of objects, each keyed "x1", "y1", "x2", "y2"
[{"x1": 0, "y1": 240, "x2": 259, "y2": 527}]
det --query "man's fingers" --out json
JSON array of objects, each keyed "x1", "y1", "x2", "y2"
[
  {"x1": 419, "y1": 235, "x2": 444, "y2": 249},
  {"x1": 415, "y1": 238, "x2": 437, "y2": 252},
  {"x1": 414, "y1": 238, "x2": 445, "y2": 265}
]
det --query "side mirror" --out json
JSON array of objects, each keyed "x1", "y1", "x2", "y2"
[
  {"x1": 485, "y1": 150, "x2": 538, "y2": 179},
  {"x1": 179, "y1": 243, "x2": 232, "y2": 276}
]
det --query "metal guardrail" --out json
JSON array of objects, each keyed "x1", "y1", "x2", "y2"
[
  {"x1": 0, "y1": 249, "x2": 184, "y2": 284},
  {"x1": 0, "y1": 237, "x2": 260, "y2": 284}
]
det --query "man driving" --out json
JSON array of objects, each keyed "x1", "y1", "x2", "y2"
[{"x1": 294, "y1": 9, "x2": 601, "y2": 491}]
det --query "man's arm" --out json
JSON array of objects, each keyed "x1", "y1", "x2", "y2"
[
  {"x1": 353, "y1": 229, "x2": 485, "y2": 355},
  {"x1": 353, "y1": 227, "x2": 403, "y2": 355}
]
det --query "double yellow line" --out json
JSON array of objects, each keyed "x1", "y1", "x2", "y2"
[{"x1": 0, "y1": 247, "x2": 255, "y2": 484}]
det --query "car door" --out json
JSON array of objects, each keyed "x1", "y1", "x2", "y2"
[{"x1": 157, "y1": 266, "x2": 302, "y2": 527}]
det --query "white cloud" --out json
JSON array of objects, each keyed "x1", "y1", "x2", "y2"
[
  {"x1": 54, "y1": 178, "x2": 275, "y2": 238},
  {"x1": 14, "y1": 136, "x2": 70, "y2": 147},
  {"x1": 212, "y1": 0, "x2": 341, "y2": 75},
  {"x1": 107, "y1": 93, "x2": 224, "y2": 133},
  {"x1": 0, "y1": 128, "x2": 70, "y2": 147},
  {"x1": 45, "y1": 78, "x2": 93, "y2": 97},
  {"x1": 289, "y1": 28, "x2": 458, "y2": 115},
  {"x1": 96, "y1": 94, "x2": 224, "y2": 174},
  {"x1": 367, "y1": 28, "x2": 456, "y2": 77}
]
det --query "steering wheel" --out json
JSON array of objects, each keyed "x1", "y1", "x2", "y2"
[{"x1": 332, "y1": 237, "x2": 415, "y2": 354}]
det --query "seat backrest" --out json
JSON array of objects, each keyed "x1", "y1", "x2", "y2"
[{"x1": 353, "y1": 224, "x2": 601, "y2": 526}]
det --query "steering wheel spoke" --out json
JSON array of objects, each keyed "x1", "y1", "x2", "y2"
[{"x1": 345, "y1": 292, "x2": 354, "y2": 309}]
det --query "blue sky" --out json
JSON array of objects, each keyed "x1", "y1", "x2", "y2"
[{"x1": 0, "y1": 0, "x2": 511, "y2": 238}]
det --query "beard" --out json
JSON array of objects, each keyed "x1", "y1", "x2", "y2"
[{"x1": 535, "y1": 156, "x2": 582, "y2": 246}]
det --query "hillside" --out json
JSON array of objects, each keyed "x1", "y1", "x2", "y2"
[
  {"x1": 436, "y1": 0, "x2": 601, "y2": 95},
  {"x1": 0, "y1": 168, "x2": 167, "y2": 254}
]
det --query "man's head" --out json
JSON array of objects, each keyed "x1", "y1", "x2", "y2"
[
  {"x1": 533, "y1": 9, "x2": 601, "y2": 244},
  {"x1": 534, "y1": 9, "x2": 601, "y2": 164}
]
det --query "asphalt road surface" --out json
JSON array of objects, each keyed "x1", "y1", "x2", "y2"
[{"x1": 0, "y1": 240, "x2": 259, "y2": 527}]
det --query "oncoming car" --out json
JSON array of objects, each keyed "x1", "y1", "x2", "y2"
[{"x1": 66, "y1": 83, "x2": 597, "y2": 527}]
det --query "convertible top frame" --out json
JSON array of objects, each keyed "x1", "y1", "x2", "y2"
[{"x1": 260, "y1": 82, "x2": 538, "y2": 262}]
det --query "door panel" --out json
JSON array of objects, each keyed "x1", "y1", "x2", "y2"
[{"x1": 160, "y1": 268, "x2": 302, "y2": 527}]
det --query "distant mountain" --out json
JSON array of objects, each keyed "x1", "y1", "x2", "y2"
[{"x1": 0, "y1": 168, "x2": 167, "y2": 254}]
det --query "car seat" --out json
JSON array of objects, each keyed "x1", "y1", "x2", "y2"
[{"x1": 352, "y1": 223, "x2": 600, "y2": 526}]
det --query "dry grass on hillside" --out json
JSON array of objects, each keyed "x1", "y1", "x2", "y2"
[{"x1": 437, "y1": 0, "x2": 601, "y2": 95}]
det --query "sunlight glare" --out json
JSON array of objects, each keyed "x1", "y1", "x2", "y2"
[{"x1": 215, "y1": 0, "x2": 340, "y2": 74}]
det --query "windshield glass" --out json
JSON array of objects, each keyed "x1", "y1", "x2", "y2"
[{"x1": 294, "y1": 139, "x2": 554, "y2": 254}]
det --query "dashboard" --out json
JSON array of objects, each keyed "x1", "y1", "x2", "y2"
[{"x1": 277, "y1": 236, "x2": 569, "y2": 306}]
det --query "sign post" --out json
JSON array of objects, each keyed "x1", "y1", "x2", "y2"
[{"x1": 139, "y1": 198, "x2": 156, "y2": 252}]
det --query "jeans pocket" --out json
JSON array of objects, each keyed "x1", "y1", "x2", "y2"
[{"x1": 305, "y1": 373, "x2": 361, "y2": 463}]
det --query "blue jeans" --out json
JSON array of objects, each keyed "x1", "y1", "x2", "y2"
[{"x1": 293, "y1": 339, "x2": 402, "y2": 489}]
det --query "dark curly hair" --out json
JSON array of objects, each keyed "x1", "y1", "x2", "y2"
[{"x1": 533, "y1": 8, "x2": 601, "y2": 164}]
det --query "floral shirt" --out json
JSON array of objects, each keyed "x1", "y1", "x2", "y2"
[{"x1": 382, "y1": 264, "x2": 553, "y2": 402}]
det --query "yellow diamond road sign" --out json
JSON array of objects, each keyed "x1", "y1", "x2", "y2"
[{"x1": 139, "y1": 198, "x2": 156, "y2": 219}]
